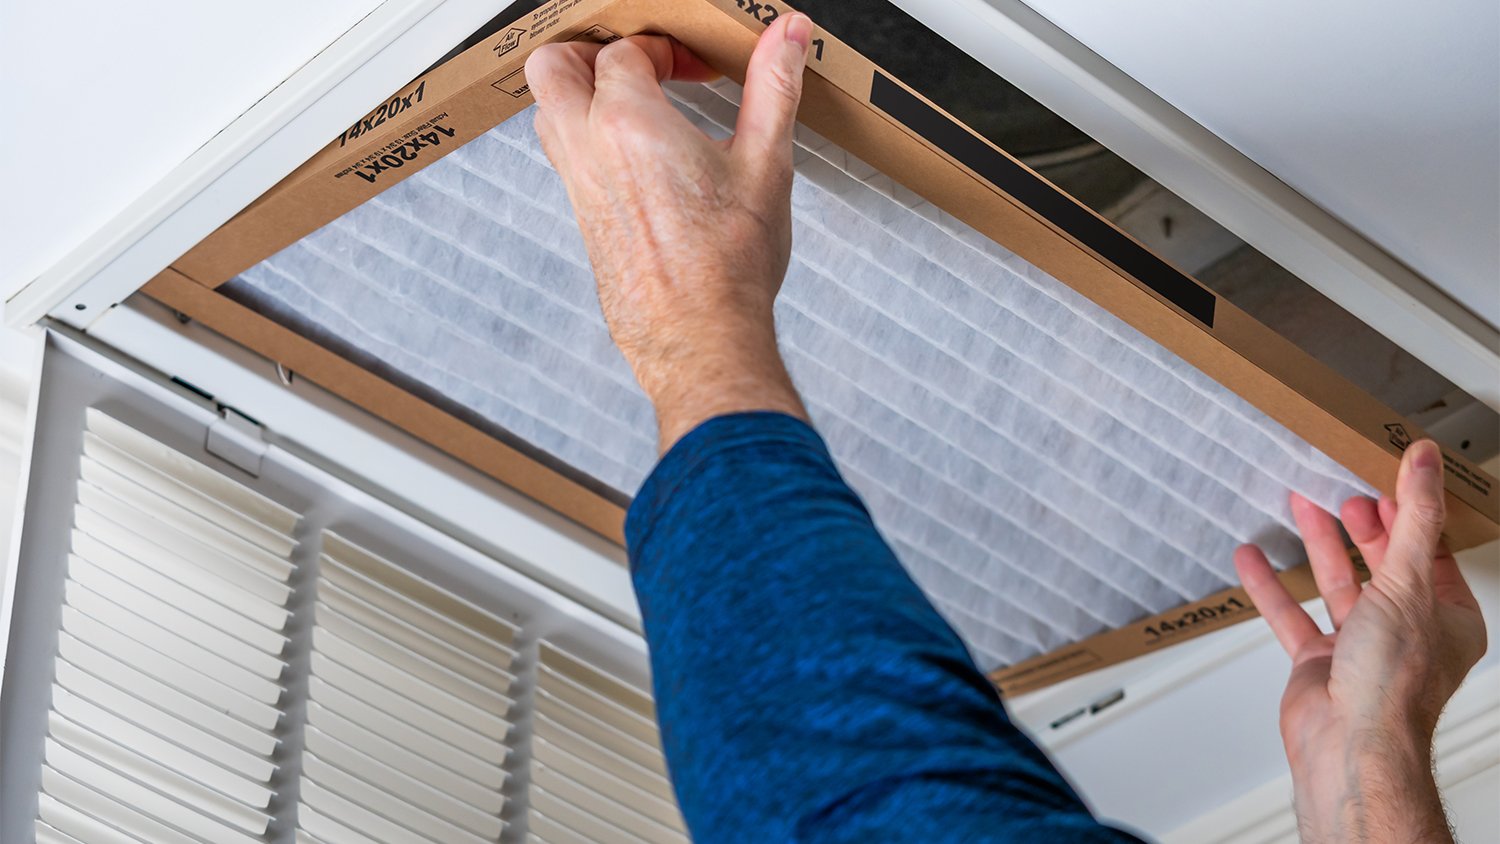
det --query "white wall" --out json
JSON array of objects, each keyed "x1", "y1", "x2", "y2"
[
  {"x1": 1446, "y1": 765, "x2": 1500, "y2": 841},
  {"x1": 0, "y1": 313, "x2": 36, "y2": 574},
  {"x1": 1012, "y1": 0, "x2": 1500, "y2": 330}
]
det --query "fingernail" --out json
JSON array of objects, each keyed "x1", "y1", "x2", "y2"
[
  {"x1": 1412, "y1": 439, "x2": 1440, "y2": 474},
  {"x1": 785, "y1": 13, "x2": 813, "y2": 50}
]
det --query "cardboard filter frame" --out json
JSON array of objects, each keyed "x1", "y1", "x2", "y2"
[{"x1": 136, "y1": 0, "x2": 1498, "y2": 695}]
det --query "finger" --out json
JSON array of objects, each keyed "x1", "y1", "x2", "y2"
[
  {"x1": 592, "y1": 36, "x2": 710, "y2": 109},
  {"x1": 665, "y1": 37, "x2": 721, "y2": 82},
  {"x1": 1339, "y1": 495, "x2": 1387, "y2": 575},
  {"x1": 1379, "y1": 439, "x2": 1446, "y2": 595},
  {"x1": 533, "y1": 109, "x2": 566, "y2": 171},
  {"x1": 1348, "y1": 490, "x2": 1474, "y2": 613},
  {"x1": 1428, "y1": 530, "x2": 1480, "y2": 612},
  {"x1": 732, "y1": 12, "x2": 812, "y2": 174},
  {"x1": 1290, "y1": 493, "x2": 1362, "y2": 628},
  {"x1": 1236, "y1": 544, "x2": 1322, "y2": 657},
  {"x1": 1432, "y1": 547, "x2": 1482, "y2": 612},
  {"x1": 1377, "y1": 494, "x2": 1398, "y2": 534},
  {"x1": 526, "y1": 42, "x2": 606, "y2": 134}
]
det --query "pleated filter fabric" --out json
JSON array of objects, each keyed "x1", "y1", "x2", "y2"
[{"x1": 223, "y1": 79, "x2": 1374, "y2": 670}]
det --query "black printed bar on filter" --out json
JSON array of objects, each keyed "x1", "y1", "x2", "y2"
[{"x1": 867, "y1": 72, "x2": 1218, "y2": 328}]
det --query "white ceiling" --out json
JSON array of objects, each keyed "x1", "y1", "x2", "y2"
[
  {"x1": 1015, "y1": 0, "x2": 1500, "y2": 330},
  {"x1": 0, "y1": 0, "x2": 383, "y2": 299}
]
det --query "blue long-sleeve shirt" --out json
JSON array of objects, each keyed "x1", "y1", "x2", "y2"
[{"x1": 626, "y1": 412, "x2": 1143, "y2": 842}]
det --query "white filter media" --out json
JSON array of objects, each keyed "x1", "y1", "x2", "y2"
[{"x1": 225, "y1": 80, "x2": 1375, "y2": 670}]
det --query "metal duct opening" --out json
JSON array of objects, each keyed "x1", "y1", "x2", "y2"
[{"x1": 443, "y1": 0, "x2": 1497, "y2": 461}]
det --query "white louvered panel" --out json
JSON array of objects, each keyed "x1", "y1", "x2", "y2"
[
  {"x1": 299, "y1": 532, "x2": 516, "y2": 844},
  {"x1": 73, "y1": 482, "x2": 294, "y2": 584},
  {"x1": 11, "y1": 348, "x2": 702, "y2": 844},
  {"x1": 36, "y1": 409, "x2": 299, "y2": 844},
  {"x1": 34, "y1": 818, "x2": 87, "y2": 844},
  {"x1": 82, "y1": 413, "x2": 298, "y2": 536},
  {"x1": 529, "y1": 642, "x2": 687, "y2": 844},
  {"x1": 71, "y1": 506, "x2": 293, "y2": 613}
]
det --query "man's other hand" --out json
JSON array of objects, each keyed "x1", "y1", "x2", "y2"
[
  {"x1": 1236, "y1": 439, "x2": 1487, "y2": 843},
  {"x1": 525, "y1": 15, "x2": 815, "y2": 451}
]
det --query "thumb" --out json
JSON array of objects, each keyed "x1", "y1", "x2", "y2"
[
  {"x1": 1379, "y1": 439, "x2": 1446, "y2": 594},
  {"x1": 732, "y1": 13, "x2": 812, "y2": 174}
]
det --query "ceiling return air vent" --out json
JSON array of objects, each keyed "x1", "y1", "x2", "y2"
[{"x1": 1, "y1": 356, "x2": 686, "y2": 844}]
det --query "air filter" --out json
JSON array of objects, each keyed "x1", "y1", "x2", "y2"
[
  {"x1": 218, "y1": 80, "x2": 1373, "y2": 671},
  {"x1": 141, "y1": 0, "x2": 1496, "y2": 691}
]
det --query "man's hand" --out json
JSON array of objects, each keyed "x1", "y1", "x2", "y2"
[
  {"x1": 1236, "y1": 439, "x2": 1487, "y2": 843},
  {"x1": 525, "y1": 15, "x2": 814, "y2": 451}
]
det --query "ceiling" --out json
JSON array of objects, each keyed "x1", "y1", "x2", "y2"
[
  {"x1": 0, "y1": 1, "x2": 1496, "y2": 838},
  {"x1": 1012, "y1": 0, "x2": 1500, "y2": 331},
  {"x1": 0, "y1": 0, "x2": 383, "y2": 298}
]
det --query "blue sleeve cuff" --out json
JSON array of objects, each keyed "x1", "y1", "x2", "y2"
[{"x1": 625, "y1": 411, "x2": 827, "y2": 557}]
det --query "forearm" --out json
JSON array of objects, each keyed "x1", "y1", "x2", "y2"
[
  {"x1": 634, "y1": 320, "x2": 806, "y2": 452},
  {"x1": 1292, "y1": 728, "x2": 1452, "y2": 843}
]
